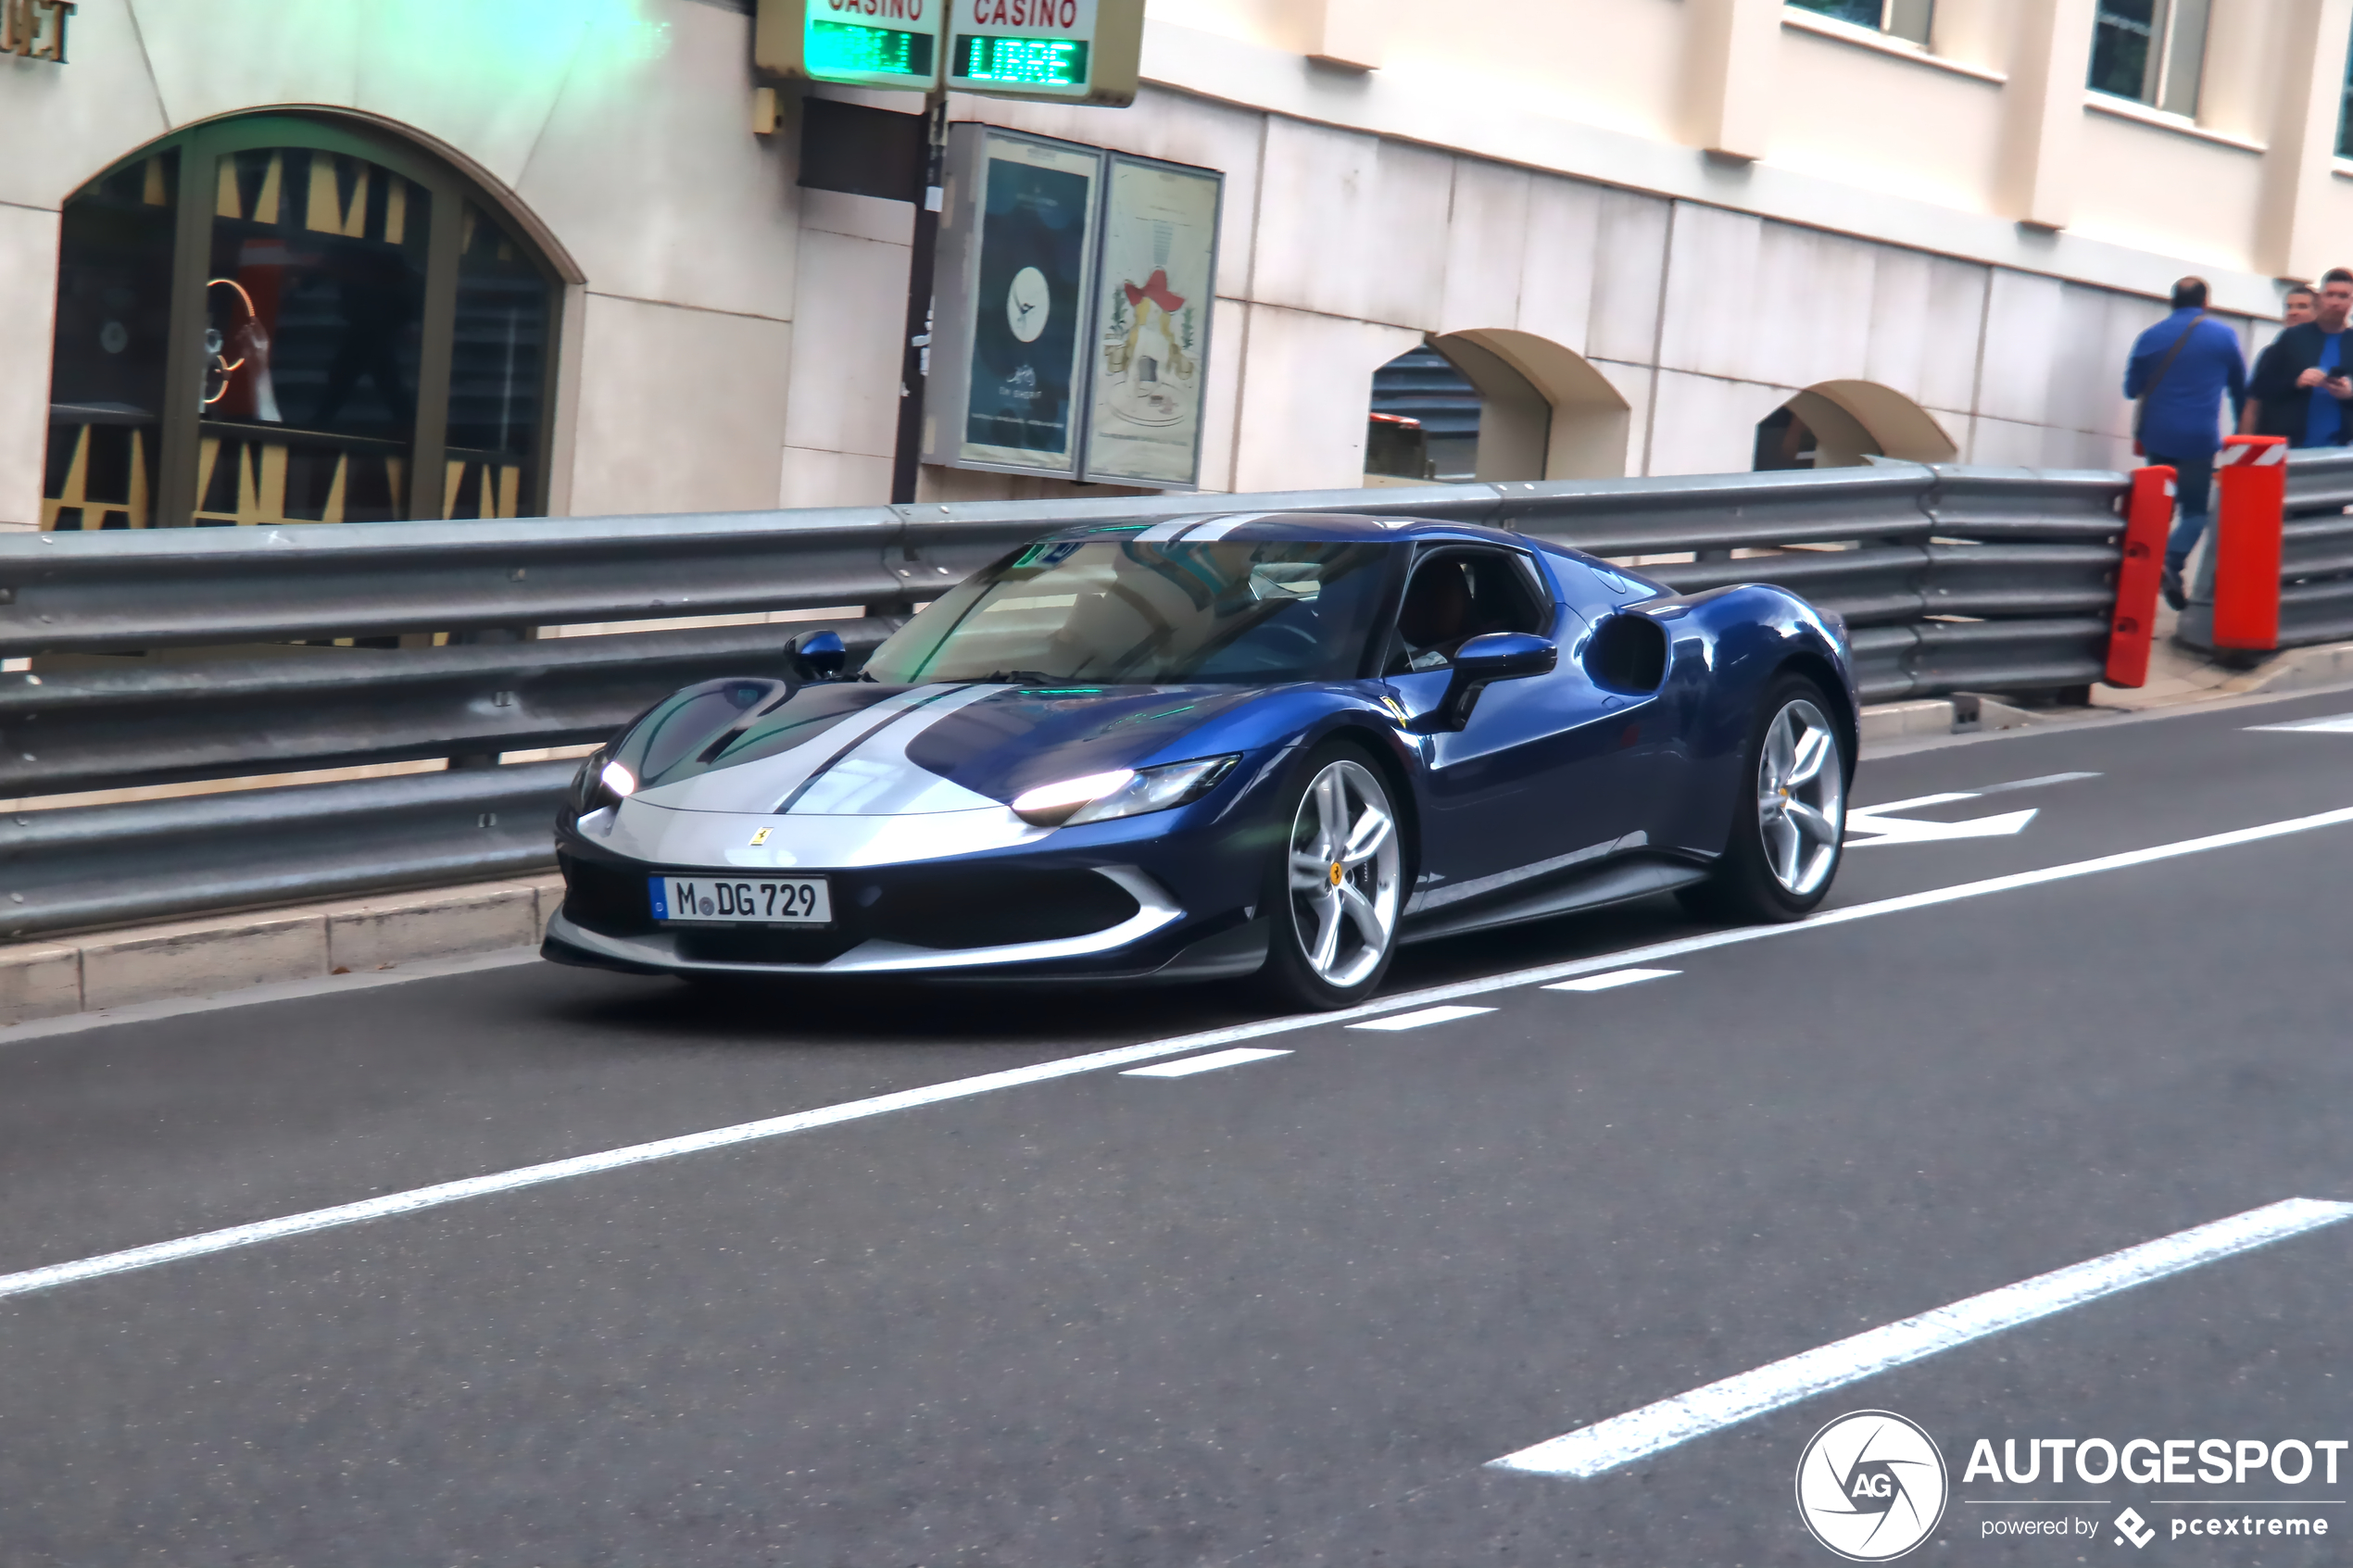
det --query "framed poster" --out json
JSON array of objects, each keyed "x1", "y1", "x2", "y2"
[
  {"x1": 1079, "y1": 154, "x2": 1223, "y2": 488},
  {"x1": 925, "y1": 127, "x2": 1103, "y2": 478}
]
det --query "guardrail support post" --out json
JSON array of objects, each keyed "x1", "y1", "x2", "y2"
[
  {"x1": 2105, "y1": 465, "x2": 2172, "y2": 688},
  {"x1": 2212, "y1": 434, "x2": 2286, "y2": 653}
]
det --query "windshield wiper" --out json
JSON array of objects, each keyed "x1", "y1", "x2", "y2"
[{"x1": 978, "y1": 671, "x2": 1056, "y2": 685}]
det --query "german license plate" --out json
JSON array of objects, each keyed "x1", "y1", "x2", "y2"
[{"x1": 650, "y1": 874, "x2": 831, "y2": 925}]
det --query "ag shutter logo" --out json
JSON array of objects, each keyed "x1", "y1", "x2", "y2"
[{"x1": 1796, "y1": 1411, "x2": 1950, "y2": 1561}]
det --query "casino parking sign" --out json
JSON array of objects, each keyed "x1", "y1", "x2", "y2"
[{"x1": 756, "y1": 0, "x2": 1141, "y2": 103}]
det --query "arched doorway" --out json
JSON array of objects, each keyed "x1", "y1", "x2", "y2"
[
  {"x1": 1364, "y1": 331, "x2": 1632, "y2": 486},
  {"x1": 1754, "y1": 380, "x2": 1957, "y2": 471},
  {"x1": 44, "y1": 114, "x2": 565, "y2": 530}
]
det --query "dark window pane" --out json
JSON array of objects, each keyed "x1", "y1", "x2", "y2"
[
  {"x1": 198, "y1": 147, "x2": 431, "y2": 523},
  {"x1": 1789, "y1": 0, "x2": 1884, "y2": 27},
  {"x1": 1371, "y1": 347, "x2": 1479, "y2": 482},
  {"x1": 2339, "y1": 23, "x2": 2353, "y2": 157},
  {"x1": 45, "y1": 149, "x2": 176, "y2": 530},
  {"x1": 443, "y1": 204, "x2": 554, "y2": 519},
  {"x1": 2089, "y1": 0, "x2": 2158, "y2": 101}
]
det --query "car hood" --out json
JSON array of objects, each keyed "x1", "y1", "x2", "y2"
[{"x1": 631, "y1": 682, "x2": 1265, "y2": 817}]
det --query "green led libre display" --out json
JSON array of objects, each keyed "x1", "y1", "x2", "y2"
[
  {"x1": 805, "y1": 18, "x2": 935, "y2": 79},
  {"x1": 954, "y1": 33, "x2": 1088, "y2": 88}
]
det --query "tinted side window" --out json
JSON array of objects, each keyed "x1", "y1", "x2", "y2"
[{"x1": 1386, "y1": 548, "x2": 1549, "y2": 673}]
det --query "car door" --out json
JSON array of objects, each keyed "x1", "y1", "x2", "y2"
[{"x1": 1381, "y1": 546, "x2": 1642, "y2": 915}]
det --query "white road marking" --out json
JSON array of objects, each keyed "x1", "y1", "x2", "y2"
[
  {"x1": 1845, "y1": 803, "x2": 2037, "y2": 846},
  {"x1": 2249, "y1": 713, "x2": 2353, "y2": 734},
  {"x1": 1348, "y1": 1004, "x2": 1496, "y2": 1031},
  {"x1": 6, "y1": 804, "x2": 2353, "y2": 1301},
  {"x1": 1490, "y1": 1198, "x2": 2353, "y2": 1480},
  {"x1": 1973, "y1": 771, "x2": 2101, "y2": 795},
  {"x1": 1121, "y1": 1047, "x2": 1292, "y2": 1078},
  {"x1": 1543, "y1": 968, "x2": 1680, "y2": 993}
]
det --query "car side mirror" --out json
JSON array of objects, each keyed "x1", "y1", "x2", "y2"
[
  {"x1": 787, "y1": 628, "x2": 848, "y2": 683},
  {"x1": 1416, "y1": 632, "x2": 1556, "y2": 733}
]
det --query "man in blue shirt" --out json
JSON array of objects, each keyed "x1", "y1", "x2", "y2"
[
  {"x1": 2124, "y1": 277, "x2": 2247, "y2": 609},
  {"x1": 2245, "y1": 268, "x2": 2353, "y2": 450}
]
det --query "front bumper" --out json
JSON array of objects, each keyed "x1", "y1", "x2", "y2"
[{"x1": 546, "y1": 860, "x2": 1198, "y2": 977}]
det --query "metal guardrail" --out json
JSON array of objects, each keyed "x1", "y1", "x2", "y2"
[
  {"x1": 2279, "y1": 447, "x2": 2353, "y2": 648},
  {"x1": 0, "y1": 462, "x2": 2126, "y2": 940}
]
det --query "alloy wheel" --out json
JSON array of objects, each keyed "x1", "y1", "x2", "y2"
[
  {"x1": 1286, "y1": 759, "x2": 1403, "y2": 989},
  {"x1": 1755, "y1": 697, "x2": 1845, "y2": 896}
]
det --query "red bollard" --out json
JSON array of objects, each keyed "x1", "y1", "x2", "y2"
[
  {"x1": 2212, "y1": 433, "x2": 2286, "y2": 652},
  {"x1": 2106, "y1": 465, "x2": 2173, "y2": 687}
]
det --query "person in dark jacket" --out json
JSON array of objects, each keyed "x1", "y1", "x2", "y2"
[
  {"x1": 2244, "y1": 268, "x2": 2353, "y2": 450},
  {"x1": 2240, "y1": 282, "x2": 2316, "y2": 433},
  {"x1": 2123, "y1": 276, "x2": 2247, "y2": 608}
]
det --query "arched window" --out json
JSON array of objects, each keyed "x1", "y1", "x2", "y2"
[
  {"x1": 1366, "y1": 332, "x2": 1631, "y2": 483},
  {"x1": 1754, "y1": 382, "x2": 1958, "y2": 470},
  {"x1": 44, "y1": 114, "x2": 561, "y2": 530}
]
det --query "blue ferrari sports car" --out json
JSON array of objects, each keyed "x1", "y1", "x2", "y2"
[{"x1": 543, "y1": 512, "x2": 1856, "y2": 1010}]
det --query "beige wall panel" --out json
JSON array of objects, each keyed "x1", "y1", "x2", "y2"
[
  {"x1": 568, "y1": 295, "x2": 791, "y2": 518},
  {"x1": 779, "y1": 446, "x2": 892, "y2": 510},
  {"x1": 349, "y1": 6, "x2": 606, "y2": 189},
  {"x1": 2048, "y1": 282, "x2": 2147, "y2": 438},
  {"x1": 1252, "y1": 119, "x2": 1451, "y2": 329},
  {"x1": 957, "y1": 88, "x2": 1265, "y2": 302},
  {"x1": 1439, "y1": 159, "x2": 1531, "y2": 333},
  {"x1": 799, "y1": 189, "x2": 915, "y2": 247},
  {"x1": 1930, "y1": 0, "x2": 2029, "y2": 76},
  {"x1": 0, "y1": 204, "x2": 59, "y2": 529},
  {"x1": 1587, "y1": 189, "x2": 1673, "y2": 366},
  {"x1": 130, "y1": 0, "x2": 360, "y2": 127},
  {"x1": 1655, "y1": 203, "x2": 1763, "y2": 380},
  {"x1": 1728, "y1": 220, "x2": 1878, "y2": 389},
  {"x1": 1415, "y1": 0, "x2": 1688, "y2": 143},
  {"x1": 1142, "y1": 0, "x2": 1308, "y2": 53},
  {"x1": 1971, "y1": 413, "x2": 2132, "y2": 469},
  {"x1": 1646, "y1": 370, "x2": 1794, "y2": 476},
  {"x1": 2069, "y1": 115, "x2": 2264, "y2": 274},
  {"x1": 1589, "y1": 358, "x2": 1658, "y2": 477},
  {"x1": 1768, "y1": 31, "x2": 2006, "y2": 215},
  {"x1": 1862, "y1": 251, "x2": 1991, "y2": 415},
  {"x1": 1976, "y1": 268, "x2": 2067, "y2": 426},
  {"x1": 784, "y1": 231, "x2": 908, "y2": 462},
  {"x1": 1964, "y1": 412, "x2": 2051, "y2": 466},
  {"x1": 1514, "y1": 176, "x2": 1604, "y2": 357},
  {"x1": 1196, "y1": 296, "x2": 1249, "y2": 492},
  {"x1": 0, "y1": 7, "x2": 170, "y2": 208},
  {"x1": 517, "y1": 3, "x2": 797, "y2": 321},
  {"x1": 1228, "y1": 304, "x2": 1421, "y2": 493}
]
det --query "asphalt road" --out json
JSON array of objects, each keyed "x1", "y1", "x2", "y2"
[{"x1": 5, "y1": 686, "x2": 2353, "y2": 1566}]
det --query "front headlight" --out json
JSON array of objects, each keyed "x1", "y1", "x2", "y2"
[
  {"x1": 571, "y1": 752, "x2": 638, "y2": 819},
  {"x1": 1011, "y1": 754, "x2": 1239, "y2": 828}
]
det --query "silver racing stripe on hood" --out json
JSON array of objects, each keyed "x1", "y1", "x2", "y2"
[
  {"x1": 633, "y1": 684, "x2": 968, "y2": 815},
  {"x1": 781, "y1": 683, "x2": 1011, "y2": 815}
]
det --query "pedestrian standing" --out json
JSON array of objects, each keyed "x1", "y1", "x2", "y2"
[
  {"x1": 2243, "y1": 268, "x2": 2353, "y2": 450},
  {"x1": 2123, "y1": 276, "x2": 2247, "y2": 610},
  {"x1": 2240, "y1": 282, "x2": 2316, "y2": 433}
]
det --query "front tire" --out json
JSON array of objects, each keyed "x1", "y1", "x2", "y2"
[
  {"x1": 1677, "y1": 677, "x2": 1848, "y2": 923},
  {"x1": 1259, "y1": 745, "x2": 1406, "y2": 1010}
]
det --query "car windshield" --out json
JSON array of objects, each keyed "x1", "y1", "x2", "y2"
[{"x1": 862, "y1": 538, "x2": 1398, "y2": 685}]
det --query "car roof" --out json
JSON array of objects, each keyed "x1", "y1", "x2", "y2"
[{"x1": 1039, "y1": 511, "x2": 1521, "y2": 546}]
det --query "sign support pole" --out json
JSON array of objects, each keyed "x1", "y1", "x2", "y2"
[{"x1": 889, "y1": 91, "x2": 950, "y2": 506}]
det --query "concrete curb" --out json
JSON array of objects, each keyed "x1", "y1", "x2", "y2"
[{"x1": 0, "y1": 875, "x2": 564, "y2": 1028}]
